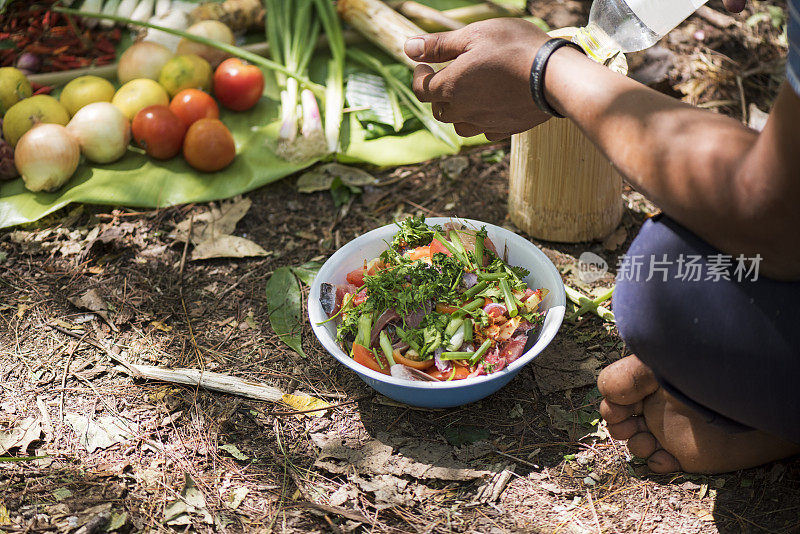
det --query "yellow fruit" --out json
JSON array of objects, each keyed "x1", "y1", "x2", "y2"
[
  {"x1": 111, "y1": 78, "x2": 170, "y2": 120},
  {"x1": 59, "y1": 75, "x2": 116, "y2": 116},
  {"x1": 158, "y1": 54, "x2": 212, "y2": 98},
  {"x1": 0, "y1": 67, "x2": 32, "y2": 115},
  {"x1": 117, "y1": 41, "x2": 175, "y2": 84},
  {"x1": 2, "y1": 95, "x2": 70, "y2": 147}
]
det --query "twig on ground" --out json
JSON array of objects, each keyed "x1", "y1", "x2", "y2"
[
  {"x1": 60, "y1": 333, "x2": 88, "y2": 423},
  {"x1": 404, "y1": 199, "x2": 445, "y2": 217},
  {"x1": 494, "y1": 449, "x2": 539, "y2": 469},
  {"x1": 293, "y1": 501, "x2": 373, "y2": 525},
  {"x1": 587, "y1": 490, "x2": 602, "y2": 533}
]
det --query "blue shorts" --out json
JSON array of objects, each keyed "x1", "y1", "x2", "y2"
[{"x1": 614, "y1": 215, "x2": 800, "y2": 444}]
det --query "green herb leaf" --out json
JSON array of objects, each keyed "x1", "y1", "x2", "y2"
[{"x1": 266, "y1": 267, "x2": 306, "y2": 357}]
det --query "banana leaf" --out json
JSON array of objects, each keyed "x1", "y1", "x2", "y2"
[{"x1": 0, "y1": 41, "x2": 488, "y2": 229}]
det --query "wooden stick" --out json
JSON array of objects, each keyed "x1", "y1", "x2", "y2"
[{"x1": 129, "y1": 364, "x2": 285, "y2": 402}]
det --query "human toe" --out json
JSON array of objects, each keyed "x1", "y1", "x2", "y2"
[
  {"x1": 627, "y1": 432, "x2": 659, "y2": 458},
  {"x1": 607, "y1": 416, "x2": 648, "y2": 440},
  {"x1": 597, "y1": 355, "x2": 659, "y2": 405},
  {"x1": 600, "y1": 399, "x2": 643, "y2": 424},
  {"x1": 646, "y1": 449, "x2": 681, "y2": 473}
]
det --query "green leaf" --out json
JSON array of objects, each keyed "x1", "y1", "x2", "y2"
[
  {"x1": 442, "y1": 425, "x2": 490, "y2": 447},
  {"x1": 291, "y1": 261, "x2": 322, "y2": 286},
  {"x1": 265, "y1": 267, "x2": 306, "y2": 357}
]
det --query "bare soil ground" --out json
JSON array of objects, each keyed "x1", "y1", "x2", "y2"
[{"x1": 1, "y1": 1, "x2": 798, "y2": 533}]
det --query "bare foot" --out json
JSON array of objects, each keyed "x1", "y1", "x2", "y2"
[{"x1": 597, "y1": 355, "x2": 800, "y2": 474}]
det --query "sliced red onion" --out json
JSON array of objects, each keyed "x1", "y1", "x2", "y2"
[
  {"x1": 434, "y1": 348, "x2": 452, "y2": 372},
  {"x1": 500, "y1": 336, "x2": 528, "y2": 363},
  {"x1": 370, "y1": 308, "x2": 400, "y2": 347},
  {"x1": 392, "y1": 341, "x2": 410, "y2": 351},
  {"x1": 484, "y1": 302, "x2": 507, "y2": 318},
  {"x1": 461, "y1": 272, "x2": 478, "y2": 289}
]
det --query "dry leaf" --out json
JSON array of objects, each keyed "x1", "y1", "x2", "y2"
[
  {"x1": 296, "y1": 163, "x2": 377, "y2": 193},
  {"x1": 150, "y1": 321, "x2": 173, "y2": 332},
  {"x1": 281, "y1": 394, "x2": 331, "y2": 418},
  {"x1": 67, "y1": 289, "x2": 117, "y2": 331},
  {"x1": 0, "y1": 416, "x2": 42, "y2": 455},
  {"x1": 0, "y1": 502, "x2": 11, "y2": 525},
  {"x1": 164, "y1": 473, "x2": 213, "y2": 525},
  {"x1": 693, "y1": 508, "x2": 715, "y2": 522},
  {"x1": 191, "y1": 235, "x2": 270, "y2": 261},
  {"x1": 311, "y1": 432, "x2": 491, "y2": 481},
  {"x1": 225, "y1": 487, "x2": 249, "y2": 510},
  {"x1": 64, "y1": 414, "x2": 137, "y2": 453},
  {"x1": 172, "y1": 198, "x2": 252, "y2": 244}
]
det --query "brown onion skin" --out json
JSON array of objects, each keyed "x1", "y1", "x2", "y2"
[{"x1": 15, "y1": 124, "x2": 80, "y2": 192}]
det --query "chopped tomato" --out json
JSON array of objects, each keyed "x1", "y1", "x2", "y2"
[
  {"x1": 406, "y1": 246, "x2": 431, "y2": 261},
  {"x1": 435, "y1": 303, "x2": 459, "y2": 314},
  {"x1": 429, "y1": 238, "x2": 453, "y2": 257},
  {"x1": 346, "y1": 268, "x2": 366, "y2": 287},
  {"x1": 521, "y1": 288, "x2": 537, "y2": 301},
  {"x1": 393, "y1": 350, "x2": 435, "y2": 370},
  {"x1": 353, "y1": 287, "x2": 368, "y2": 306},
  {"x1": 427, "y1": 364, "x2": 471, "y2": 381},
  {"x1": 352, "y1": 343, "x2": 390, "y2": 375}
]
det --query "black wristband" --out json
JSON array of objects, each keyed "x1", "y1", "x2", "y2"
[{"x1": 529, "y1": 38, "x2": 586, "y2": 118}]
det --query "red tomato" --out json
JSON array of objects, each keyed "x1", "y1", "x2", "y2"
[
  {"x1": 213, "y1": 58, "x2": 265, "y2": 111},
  {"x1": 169, "y1": 89, "x2": 219, "y2": 127},
  {"x1": 353, "y1": 287, "x2": 368, "y2": 306},
  {"x1": 406, "y1": 246, "x2": 431, "y2": 261},
  {"x1": 182, "y1": 118, "x2": 236, "y2": 172},
  {"x1": 352, "y1": 343, "x2": 390, "y2": 375},
  {"x1": 429, "y1": 238, "x2": 453, "y2": 257},
  {"x1": 346, "y1": 268, "x2": 366, "y2": 287},
  {"x1": 131, "y1": 105, "x2": 186, "y2": 160},
  {"x1": 427, "y1": 364, "x2": 471, "y2": 381}
]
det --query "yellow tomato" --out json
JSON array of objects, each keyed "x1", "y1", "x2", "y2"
[
  {"x1": 158, "y1": 54, "x2": 212, "y2": 98},
  {"x1": 111, "y1": 79, "x2": 170, "y2": 120}
]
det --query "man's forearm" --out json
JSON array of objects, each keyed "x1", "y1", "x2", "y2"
[{"x1": 544, "y1": 48, "x2": 800, "y2": 278}]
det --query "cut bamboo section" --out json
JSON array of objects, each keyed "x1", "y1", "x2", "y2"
[
  {"x1": 508, "y1": 27, "x2": 625, "y2": 243},
  {"x1": 338, "y1": 0, "x2": 427, "y2": 69}
]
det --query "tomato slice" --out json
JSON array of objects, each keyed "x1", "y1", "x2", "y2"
[
  {"x1": 435, "y1": 303, "x2": 459, "y2": 314},
  {"x1": 346, "y1": 267, "x2": 366, "y2": 287},
  {"x1": 392, "y1": 350, "x2": 435, "y2": 370},
  {"x1": 352, "y1": 343, "x2": 390, "y2": 375},
  {"x1": 406, "y1": 246, "x2": 431, "y2": 261},
  {"x1": 353, "y1": 287, "x2": 368, "y2": 306},
  {"x1": 427, "y1": 364, "x2": 471, "y2": 381},
  {"x1": 429, "y1": 238, "x2": 453, "y2": 257}
]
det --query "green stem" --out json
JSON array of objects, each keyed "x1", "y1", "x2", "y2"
[{"x1": 564, "y1": 285, "x2": 615, "y2": 322}]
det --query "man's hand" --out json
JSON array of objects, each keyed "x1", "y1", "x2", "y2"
[{"x1": 404, "y1": 18, "x2": 552, "y2": 140}]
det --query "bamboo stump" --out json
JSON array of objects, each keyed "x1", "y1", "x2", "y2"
[{"x1": 508, "y1": 28, "x2": 627, "y2": 243}]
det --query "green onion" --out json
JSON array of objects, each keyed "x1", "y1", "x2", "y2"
[
  {"x1": 462, "y1": 318, "x2": 473, "y2": 343},
  {"x1": 478, "y1": 272, "x2": 508, "y2": 281},
  {"x1": 355, "y1": 313, "x2": 372, "y2": 348},
  {"x1": 312, "y1": 0, "x2": 346, "y2": 153},
  {"x1": 499, "y1": 278, "x2": 518, "y2": 318},
  {"x1": 469, "y1": 339, "x2": 493, "y2": 365},
  {"x1": 431, "y1": 231, "x2": 470, "y2": 267},
  {"x1": 395, "y1": 326, "x2": 420, "y2": 351},
  {"x1": 444, "y1": 317, "x2": 464, "y2": 338},
  {"x1": 474, "y1": 232, "x2": 485, "y2": 269},
  {"x1": 462, "y1": 281, "x2": 488, "y2": 300},
  {"x1": 460, "y1": 298, "x2": 486, "y2": 314},
  {"x1": 446, "y1": 367, "x2": 457, "y2": 381},
  {"x1": 379, "y1": 330, "x2": 396, "y2": 367},
  {"x1": 372, "y1": 347, "x2": 386, "y2": 369},
  {"x1": 440, "y1": 351, "x2": 473, "y2": 361}
]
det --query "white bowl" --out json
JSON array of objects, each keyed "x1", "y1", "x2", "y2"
[{"x1": 308, "y1": 218, "x2": 566, "y2": 408}]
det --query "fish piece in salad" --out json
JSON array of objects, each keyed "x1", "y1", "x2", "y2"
[{"x1": 318, "y1": 217, "x2": 549, "y2": 381}]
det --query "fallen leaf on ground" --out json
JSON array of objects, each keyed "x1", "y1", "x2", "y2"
[
  {"x1": 0, "y1": 503, "x2": 10, "y2": 525},
  {"x1": 191, "y1": 235, "x2": 270, "y2": 260},
  {"x1": 291, "y1": 261, "x2": 322, "y2": 287},
  {"x1": 296, "y1": 163, "x2": 377, "y2": 193},
  {"x1": 442, "y1": 425, "x2": 490, "y2": 447},
  {"x1": 52, "y1": 487, "x2": 72, "y2": 501},
  {"x1": 266, "y1": 267, "x2": 305, "y2": 357},
  {"x1": 219, "y1": 444, "x2": 249, "y2": 461},
  {"x1": 440, "y1": 156, "x2": 469, "y2": 179},
  {"x1": 225, "y1": 487, "x2": 249, "y2": 510},
  {"x1": 68, "y1": 289, "x2": 117, "y2": 331},
  {"x1": 64, "y1": 414, "x2": 137, "y2": 453},
  {"x1": 172, "y1": 198, "x2": 251, "y2": 244},
  {"x1": 328, "y1": 484, "x2": 358, "y2": 507},
  {"x1": 0, "y1": 416, "x2": 42, "y2": 455},
  {"x1": 311, "y1": 432, "x2": 491, "y2": 481},
  {"x1": 164, "y1": 473, "x2": 214, "y2": 525},
  {"x1": 281, "y1": 393, "x2": 331, "y2": 417},
  {"x1": 533, "y1": 338, "x2": 602, "y2": 395}
]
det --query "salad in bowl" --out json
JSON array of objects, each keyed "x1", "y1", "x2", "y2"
[{"x1": 318, "y1": 217, "x2": 550, "y2": 381}]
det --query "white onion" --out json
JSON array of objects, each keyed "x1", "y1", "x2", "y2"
[
  {"x1": 15, "y1": 124, "x2": 80, "y2": 192},
  {"x1": 66, "y1": 102, "x2": 131, "y2": 164},
  {"x1": 176, "y1": 20, "x2": 234, "y2": 67},
  {"x1": 117, "y1": 41, "x2": 175, "y2": 83},
  {"x1": 141, "y1": 10, "x2": 190, "y2": 52}
]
